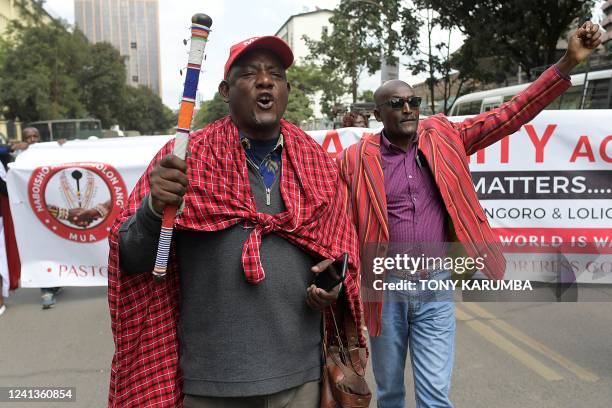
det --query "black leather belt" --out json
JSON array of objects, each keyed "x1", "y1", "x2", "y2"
[{"x1": 388, "y1": 269, "x2": 438, "y2": 280}]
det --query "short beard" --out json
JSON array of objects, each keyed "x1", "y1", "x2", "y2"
[{"x1": 251, "y1": 111, "x2": 280, "y2": 129}]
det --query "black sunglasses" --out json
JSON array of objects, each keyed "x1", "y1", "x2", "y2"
[{"x1": 377, "y1": 96, "x2": 422, "y2": 109}]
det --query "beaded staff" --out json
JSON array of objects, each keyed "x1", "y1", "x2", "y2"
[{"x1": 152, "y1": 13, "x2": 213, "y2": 282}]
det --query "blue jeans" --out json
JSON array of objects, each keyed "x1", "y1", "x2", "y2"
[{"x1": 370, "y1": 271, "x2": 455, "y2": 408}]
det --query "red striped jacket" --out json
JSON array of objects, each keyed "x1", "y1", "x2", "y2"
[{"x1": 337, "y1": 66, "x2": 571, "y2": 336}]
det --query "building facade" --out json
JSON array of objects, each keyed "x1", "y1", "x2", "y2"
[
  {"x1": 74, "y1": 0, "x2": 161, "y2": 95},
  {"x1": 276, "y1": 9, "x2": 333, "y2": 61},
  {"x1": 0, "y1": 0, "x2": 18, "y2": 35},
  {"x1": 0, "y1": 0, "x2": 52, "y2": 35},
  {"x1": 276, "y1": 9, "x2": 336, "y2": 126}
]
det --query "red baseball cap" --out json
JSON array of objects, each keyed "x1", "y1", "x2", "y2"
[{"x1": 224, "y1": 36, "x2": 294, "y2": 80}]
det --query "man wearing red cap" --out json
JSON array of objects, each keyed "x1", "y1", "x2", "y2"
[{"x1": 107, "y1": 36, "x2": 364, "y2": 407}]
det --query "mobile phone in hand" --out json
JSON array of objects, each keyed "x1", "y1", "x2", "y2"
[{"x1": 312, "y1": 253, "x2": 348, "y2": 292}]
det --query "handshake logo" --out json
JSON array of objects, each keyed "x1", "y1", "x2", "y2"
[{"x1": 28, "y1": 162, "x2": 127, "y2": 243}]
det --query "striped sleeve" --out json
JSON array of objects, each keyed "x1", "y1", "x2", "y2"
[{"x1": 454, "y1": 65, "x2": 572, "y2": 156}]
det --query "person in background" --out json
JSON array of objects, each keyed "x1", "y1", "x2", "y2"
[
  {"x1": 342, "y1": 111, "x2": 368, "y2": 128},
  {"x1": 0, "y1": 149, "x2": 10, "y2": 317},
  {"x1": 0, "y1": 281, "x2": 5, "y2": 317},
  {"x1": 11, "y1": 127, "x2": 62, "y2": 309},
  {"x1": 10, "y1": 126, "x2": 40, "y2": 156}
]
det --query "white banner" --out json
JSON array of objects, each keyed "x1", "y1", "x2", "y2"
[
  {"x1": 7, "y1": 111, "x2": 612, "y2": 287},
  {"x1": 8, "y1": 136, "x2": 170, "y2": 287}
]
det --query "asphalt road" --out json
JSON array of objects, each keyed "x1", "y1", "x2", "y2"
[{"x1": 1, "y1": 287, "x2": 611, "y2": 407}]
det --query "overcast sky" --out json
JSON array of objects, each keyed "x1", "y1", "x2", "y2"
[{"x1": 43, "y1": 0, "x2": 466, "y2": 109}]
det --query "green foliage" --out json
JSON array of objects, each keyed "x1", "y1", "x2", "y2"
[
  {"x1": 0, "y1": 22, "x2": 88, "y2": 122},
  {"x1": 284, "y1": 88, "x2": 313, "y2": 125},
  {"x1": 11, "y1": 0, "x2": 54, "y2": 29},
  {"x1": 304, "y1": 0, "x2": 420, "y2": 118},
  {"x1": 79, "y1": 42, "x2": 127, "y2": 128},
  {"x1": 0, "y1": 38, "x2": 7, "y2": 68},
  {"x1": 121, "y1": 86, "x2": 174, "y2": 135},
  {"x1": 402, "y1": 7, "x2": 459, "y2": 114},
  {"x1": 302, "y1": 0, "x2": 593, "y2": 116},
  {"x1": 422, "y1": 0, "x2": 595, "y2": 80},
  {"x1": 316, "y1": 67, "x2": 347, "y2": 120},
  {"x1": 286, "y1": 63, "x2": 343, "y2": 120},
  {"x1": 285, "y1": 64, "x2": 323, "y2": 123},
  {"x1": 287, "y1": 63, "x2": 326, "y2": 94},
  {"x1": 305, "y1": 0, "x2": 419, "y2": 104},
  {"x1": 192, "y1": 92, "x2": 229, "y2": 129},
  {"x1": 0, "y1": 13, "x2": 174, "y2": 134},
  {"x1": 402, "y1": 0, "x2": 592, "y2": 113},
  {"x1": 359, "y1": 90, "x2": 374, "y2": 102}
]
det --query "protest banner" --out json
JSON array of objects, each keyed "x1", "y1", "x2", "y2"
[{"x1": 7, "y1": 111, "x2": 611, "y2": 287}]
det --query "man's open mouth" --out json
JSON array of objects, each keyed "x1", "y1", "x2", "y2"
[{"x1": 256, "y1": 93, "x2": 274, "y2": 109}]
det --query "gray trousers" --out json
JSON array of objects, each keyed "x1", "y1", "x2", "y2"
[{"x1": 183, "y1": 380, "x2": 320, "y2": 408}]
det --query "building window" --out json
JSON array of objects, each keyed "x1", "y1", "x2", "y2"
[
  {"x1": 131, "y1": 42, "x2": 137, "y2": 49},
  {"x1": 132, "y1": 75, "x2": 139, "y2": 82}
]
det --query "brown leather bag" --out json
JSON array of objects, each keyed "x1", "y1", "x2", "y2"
[{"x1": 320, "y1": 303, "x2": 371, "y2": 408}]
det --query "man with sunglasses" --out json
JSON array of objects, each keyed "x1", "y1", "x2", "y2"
[{"x1": 337, "y1": 21, "x2": 602, "y2": 408}]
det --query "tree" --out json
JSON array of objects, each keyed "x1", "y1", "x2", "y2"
[
  {"x1": 399, "y1": 2, "x2": 476, "y2": 115},
  {"x1": 192, "y1": 92, "x2": 229, "y2": 129},
  {"x1": 286, "y1": 63, "x2": 326, "y2": 95},
  {"x1": 358, "y1": 90, "x2": 374, "y2": 102},
  {"x1": 286, "y1": 63, "x2": 347, "y2": 120},
  {"x1": 0, "y1": 22, "x2": 89, "y2": 122},
  {"x1": 284, "y1": 64, "x2": 324, "y2": 123},
  {"x1": 448, "y1": 39, "x2": 496, "y2": 99},
  {"x1": 11, "y1": 0, "x2": 51, "y2": 29},
  {"x1": 304, "y1": 1, "x2": 420, "y2": 118},
  {"x1": 119, "y1": 86, "x2": 174, "y2": 134},
  {"x1": 424, "y1": 0, "x2": 595, "y2": 80},
  {"x1": 394, "y1": 7, "x2": 440, "y2": 113},
  {"x1": 0, "y1": 14, "x2": 174, "y2": 134},
  {"x1": 79, "y1": 41, "x2": 127, "y2": 128},
  {"x1": 316, "y1": 67, "x2": 348, "y2": 119},
  {"x1": 306, "y1": 0, "x2": 418, "y2": 104},
  {"x1": 284, "y1": 88, "x2": 313, "y2": 124}
]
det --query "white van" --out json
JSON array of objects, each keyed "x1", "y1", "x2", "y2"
[{"x1": 450, "y1": 69, "x2": 612, "y2": 116}]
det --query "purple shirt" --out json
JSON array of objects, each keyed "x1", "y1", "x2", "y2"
[{"x1": 380, "y1": 132, "x2": 448, "y2": 254}]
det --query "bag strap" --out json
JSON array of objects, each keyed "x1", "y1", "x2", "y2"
[
  {"x1": 323, "y1": 305, "x2": 349, "y2": 358},
  {"x1": 323, "y1": 295, "x2": 367, "y2": 376},
  {"x1": 343, "y1": 308, "x2": 367, "y2": 376}
]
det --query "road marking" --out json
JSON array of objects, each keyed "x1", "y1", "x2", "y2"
[
  {"x1": 461, "y1": 302, "x2": 599, "y2": 382},
  {"x1": 455, "y1": 306, "x2": 564, "y2": 381}
]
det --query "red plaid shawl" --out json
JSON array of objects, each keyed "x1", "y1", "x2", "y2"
[{"x1": 107, "y1": 117, "x2": 363, "y2": 407}]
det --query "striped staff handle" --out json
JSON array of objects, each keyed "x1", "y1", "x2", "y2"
[{"x1": 152, "y1": 13, "x2": 213, "y2": 282}]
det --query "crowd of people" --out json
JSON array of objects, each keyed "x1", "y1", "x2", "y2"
[{"x1": 0, "y1": 19, "x2": 603, "y2": 408}]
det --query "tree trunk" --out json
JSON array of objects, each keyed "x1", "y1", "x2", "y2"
[
  {"x1": 427, "y1": 10, "x2": 436, "y2": 114},
  {"x1": 442, "y1": 29, "x2": 452, "y2": 115},
  {"x1": 451, "y1": 78, "x2": 465, "y2": 115}
]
